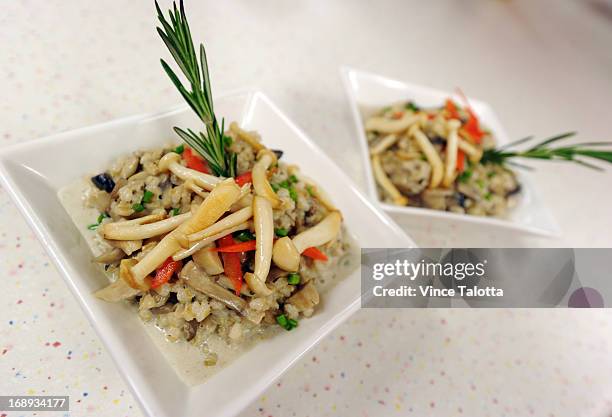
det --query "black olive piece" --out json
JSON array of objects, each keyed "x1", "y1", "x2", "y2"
[
  {"x1": 455, "y1": 192, "x2": 467, "y2": 208},
  {"x1": 430, "y1": 136, "x2": 446, "y2": 146},
  {"x1": 91, "y1": 173, "x2": 115, "y2": 193},
  {"x1": 166, "y1": 292, "x2": 179, "y2": 305},
  {"x1": 507, "y1": 184, "x2": 522, "y2": 197},
  {"x1": 271, "y1": 149, "x2": 284, "y2": 159}
]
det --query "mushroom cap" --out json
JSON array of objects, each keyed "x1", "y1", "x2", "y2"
[
  {"x1": 120, "y1": 258, "x2": 149, "y2": 290},
  {"x1": 272, "y1": 236, "x2": 300, "y2": 272},
  {"x1": 256, "y1": 148, "x2": 278, "y2": 164},
  {"x1": 159, "y1": 152, "x2": 181, "y2": 172}
]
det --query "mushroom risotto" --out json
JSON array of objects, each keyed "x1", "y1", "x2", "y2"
[
  {"x1": 366, "y1": 98, "x2": 520, "y2": 217},
  {"x1": 59, "y1": 123, "x2": 353, "y2": 381},
  {"x1": 57, "y1": 0, "x2": 356, "y2": 384}
]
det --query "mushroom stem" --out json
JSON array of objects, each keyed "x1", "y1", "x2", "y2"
[
  {"x1": 249, "y1": 196, "x2": 274, "y2": 296},
  {"x1": 252, "y1": 149, "x2": 281, "y2": 208},
  {"x1": 458, "y1": 137, "x2": 484, "y2": 163},
  {"x1": 187, "y1": 206, "x2": 253, "y2": 243},
  {"x1": 369, "y1": 134, "x2": 398, "y2": 155},
  {"x1": 443, "y1": 119, "x2": 461, "y2": 188},
  {"x1": 158, "y1": 152, "x2": 222, "y2": 191},
  {"x1": 292, "y1": 211, "x2": 342, "y2": 253},
  {"x1": 272, "y1": 211, "x2": 342, "y2": 272},
  {"x1": 229, "y1": 122, "x2": 265, "y2": 152},
  {"x1": 365, "y1": 113, "x2": 419, "y2": 134},
  {"x1": 102, "y1": 212, "x2": 191, "y2": 241},
  {"x1": 371, "y1": 154, "x2": 409, "y2": 206},
  {"x1": 172, "y1": 222, "x2": 250, "y2": 261},
  {"x1": 410, "y1": 124, "x2": 444, "y2": 188},
  {"x1": 125, "y1": 179, "x2": 241, "y2": 289}
]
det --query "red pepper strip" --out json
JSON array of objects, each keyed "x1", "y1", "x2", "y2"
[
  {"x1": 456, "y1": 150, "x2": 466, "y2": 172},
  {"x1": 218, "y1": 235, "x2": 243, "y2": 296},
  {"x1": 445, "y1": 99, "x2": 461, "y2": 120},
  {"x1": 302, "y1": 247, "x2": 328, "y2": 261},
  {"x1": 235, "y1": 171, "x2": 252, "y2": 186},
  {"x1": 456, "y1": 89, "x2": 484, "y2": 144},
  {"x1": 183, "y1": 147, "x2": 210, "y2": 173},
  {"x1": 391, "y1": 111, "x2": 404, "y2": 120},
  {"x1": 150, "y1": 257, "x2": 182, "y2": 289},
  {"x1": 212, "y1": 240, "x2": 257, "y2": 253}
]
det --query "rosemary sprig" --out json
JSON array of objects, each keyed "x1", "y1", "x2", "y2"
[
  {"x1": 481, "y1": 132, "x2": 612, "y2": 170},
  {"x1": 156, "y1": 0, "x2": 236, "y2": 177}
]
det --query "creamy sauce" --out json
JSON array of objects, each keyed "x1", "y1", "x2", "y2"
[{"x1": 57, "y1": 178, "x2": 360, "y2": 386}]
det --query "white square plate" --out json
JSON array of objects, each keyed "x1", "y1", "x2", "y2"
[
  {"x1": 341, "y1": 67, "x2": 561, "y2": 237},
  {"x1": 0, "y1": 90, "x2": 415, "y2": 417}
]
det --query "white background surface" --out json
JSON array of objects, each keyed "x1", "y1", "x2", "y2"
[{"x1": 1, "y1": 1, "x2": 612, "y2": 416}]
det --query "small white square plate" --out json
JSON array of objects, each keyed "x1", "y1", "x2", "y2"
[
  {"x1": 341, "y1": 67, "x2": 561, "y2": 237},
  {"x1": 0, "y1": 90, "x2": 415, "y2": 417}
]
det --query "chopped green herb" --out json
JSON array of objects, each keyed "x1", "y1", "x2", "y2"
[
  {"x1": 88, "y1": 212, "x2": 109, "y2": 230},
  {"x1": 287, "y1": 273, "x2": 300, "y2": 285},
  {"x1": 173, "y1": 144, "x2": 185, "y2": 154},
  {"x1": 97, "y1": 212, "x2": 109, "y2": 224},
  {"x1": 476, "y1": 179, "x2": 486, "y2": 189},
  {"x1": 234, "y1": 230, "x2": 255, "y2": 242},
  {"x1": 171, "y1": 207, "x2": 180, "y2": 216},
  {"x1": 223, "y1": 135, "x2": 233, "y2": 147},
  {"x1": 278, "y1": 179, "x2": 289, "y2": 189},
  {"x1": 306, "y1": 185, "x2": 315, "y2": 196},
  {"x1": 271, "y1": 183, "x2": 280, "y2": 192},
  {"x1": 132, "y1": 203, "x2": 145, "y2": 213},
  {"x1": 288, "y1": 187, "x2": 298, "y2": 202},
  {"x1": 484, "y1": 192, "x2": 493, "y2": 201},
  {"x1": 276, "y1": 314, "x2": 298, "y2": 330},
  {"x1": 276, "y1": 314, "x2": 288, "y2": 328},
  {"x1": 487, "y1": 171, "x2": 496, "y2": 178},
  {"x1": 288, "y1": 174, "x2": 298, "y2": 184},
  {"x1": 275, "y1": 228, "x2": 289, "y2": 237},
  {"x1": 458, "y1": 170, "x2": 473, "y2": 183},
  {"x1": 405, "y1": 101, "x2": 420, "y2": 112},
  {"x1": 142, "y1": 190, "x2": 154, "y2": 204}
]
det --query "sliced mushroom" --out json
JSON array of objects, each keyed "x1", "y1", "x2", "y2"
[
  {"x1": 192, "y1": 243, "x2": 224, "y2": 275},
  {"x1": 94, "y1": 278, "x2": 141, "y2": 302},
  {"x1": 287, "y1": 282, "x2": 319, "y2": 311},
  {"x1": 125, "y1": 179, "x2": 241, "y2": 289},
  {"x1": 183, "y1": 320, "x2": 199, "y2": 341},
  {"x1": 108, "y1": 239, "x2": 142, "y2": 256},
  {"x1": 93, "y1": 248, "x2": 125, "y2": 264},
  {"x1": 158, "y1": 152, "x2": 222, "y2": 191},
  {"x1": 102, "y1": 212, "x2": 191, "y2": 241},
  {"x1": 180, "y1": 261, "x2": 247, "y2": 313},
  {"x1": 371, "y1": 154, "x2": 409, "y2": 206},
  {"x1": 252, "y1": 149, "x2": 281, "y2": 208},
  {"x1": 272, "y1": 211, "x2": 342, "y2": 272}
]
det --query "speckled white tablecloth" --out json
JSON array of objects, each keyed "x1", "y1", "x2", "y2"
[{"x1": 2, "y1": 1, "x2": 612, "y2": 416}]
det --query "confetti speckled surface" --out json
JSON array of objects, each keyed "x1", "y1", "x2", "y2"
[{"x1": 2, "y1": 1, "x2": 612, "y2": 416}]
